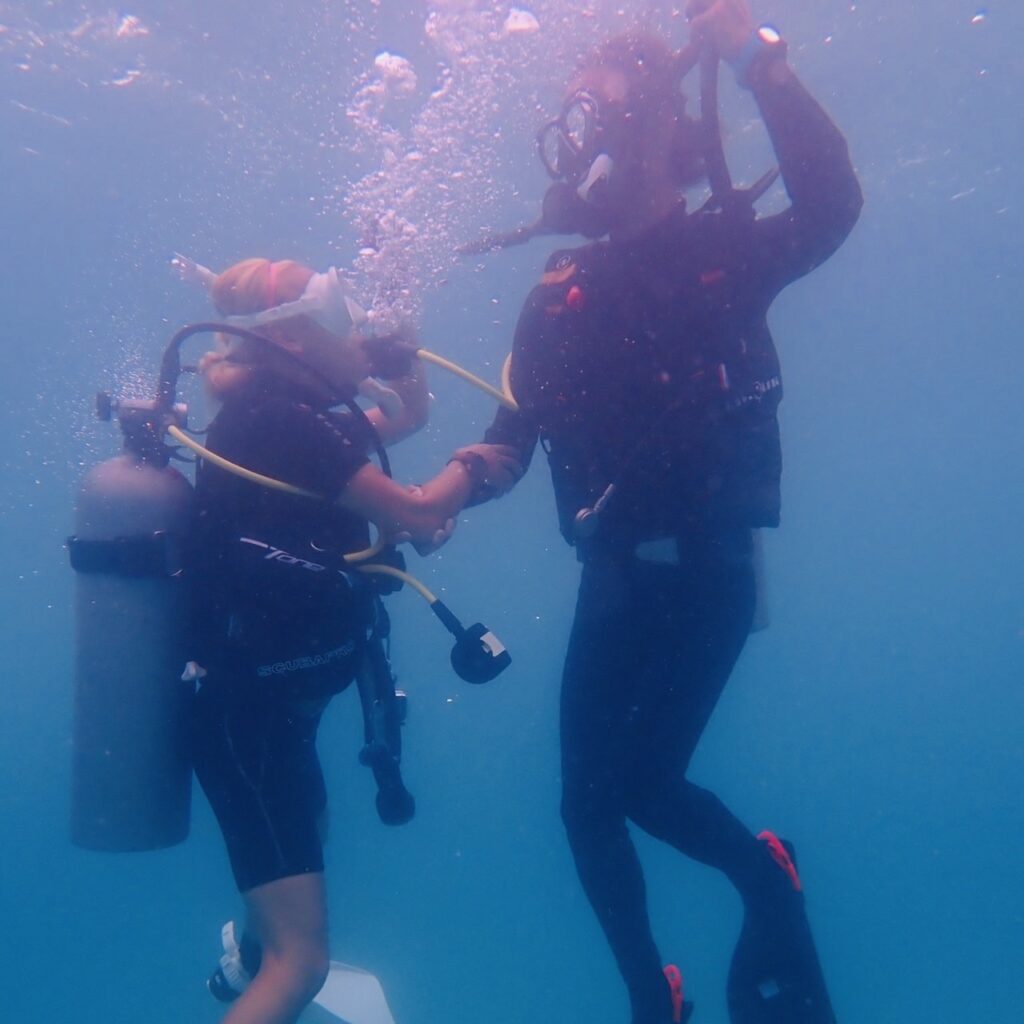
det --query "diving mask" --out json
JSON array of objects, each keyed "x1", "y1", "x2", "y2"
[
  {"x1": 537, "y1": 90, "x2": 618, "y2": 207},
  {"x1": 224, "y1": 267, "x2": 369, "y2": 340},
  {"x1": 537, "y1": 91, "x2": 603, "y2": 186}
]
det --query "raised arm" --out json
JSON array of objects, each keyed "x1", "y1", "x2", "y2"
[
  {"x1": 357, "y1": 331, "x2": 432, "y2": 447},
  {"x1": 746, "y1": 50, "x2": 863, "y2": 290},
  {"x1": 359, "y1": 359, "x2": 430, "y2": 447},
  {"x1": 691, "y1": 1, "x2": 863, "y2": 290}
]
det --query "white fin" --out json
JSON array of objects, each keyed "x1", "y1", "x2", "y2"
[{"x1": 302, "y1": 962, "x2": 396, "y2": 1024}]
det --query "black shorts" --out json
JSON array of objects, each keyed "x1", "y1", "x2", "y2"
[{"x1": 191, "y1": 678, "x2": 344, "y2": 893}]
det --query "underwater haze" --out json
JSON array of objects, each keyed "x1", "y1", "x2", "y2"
[{"x1": 1, "y1": 1, "x2": 1022, "y2": 1022}]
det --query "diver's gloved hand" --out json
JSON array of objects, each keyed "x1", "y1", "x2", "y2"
[
  {"x1": 686, "y1": 0, "x2": 754, "y2": 60},
  {"x1": 449, "y1": 444, "x2": 525, "y2": 504},
  {"x1": 362, "y1": 332, "x2": 420, "y2": 380}
]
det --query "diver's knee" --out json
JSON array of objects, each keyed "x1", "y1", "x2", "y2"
[
  {"x1": 261, "y1": 940, "x2": 329, "y2": 1002},
  {"x1": 623, "y1": 771, "x2": 685, "y2": 832},
  {"x1": 624, "y1": 778, "x2": 660, "y2": 821},
  {"x1": 285, "y1": 948, "x2": 330, "y2": 1003}
]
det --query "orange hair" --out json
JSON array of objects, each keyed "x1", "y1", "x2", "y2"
[
  {"x1": 210, "y1": 257, "x2": 314, "y2": 317},
  {"x1": 203, "y1": 258, "x2": 315, "y2": 398}
]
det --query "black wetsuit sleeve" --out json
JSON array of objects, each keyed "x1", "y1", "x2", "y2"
[
  {"x1": 484, "y1": 403, "x2": 540, "y2": 465},
  {"x1": 480, "y1": 287, "x2": 548, "y2": 472},
  {"x1": 746, "y1": 57, "x2": 863, "y2": 296}
]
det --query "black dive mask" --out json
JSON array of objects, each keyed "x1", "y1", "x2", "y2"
[
  {"x1": 536, "y1": 90, "x2": 625, "y2": 238},
  {"x1": 537, "y1": 90, "x2": 605, "y2": 186}
]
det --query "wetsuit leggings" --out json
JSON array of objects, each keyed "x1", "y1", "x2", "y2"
[
  {"x1": 192, "y1": 679, "x2": 332, "y2": 894},
  {"x1": 561, "y1": 531, "x2": 767, "y2": 1022}
]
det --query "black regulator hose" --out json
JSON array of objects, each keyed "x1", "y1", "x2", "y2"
[
  {"x1": 700, "y1": 45, "x2": 736, "y2": 208},
  {"x1": 156, "y1": 321, "x2": 391, "y2": 475}
]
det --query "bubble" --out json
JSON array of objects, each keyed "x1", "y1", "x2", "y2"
[
  {"x1": 372, "y1": 52, "x2": 418, "y2": 96},
  {"x1": 504, "y1": 9, "x2": 541, "y2": 36},
  {"x1": 115, "y1": 15, "x2": 149, "y2": 39},
  {"x1": 334, "y1": 3, "x2": 652, "y2": 329}
]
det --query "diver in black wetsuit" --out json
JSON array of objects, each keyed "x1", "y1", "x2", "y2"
[
  {"x1": 185, "y1": 256, "x2": 519, "y2": 1024},
  {"x1": 444, "y1": 3, "x2": 863, "y2": 1022}
]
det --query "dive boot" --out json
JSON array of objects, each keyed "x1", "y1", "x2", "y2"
[{"x1": 726, "y1": 832, "x2": 836, "y2": 1023}]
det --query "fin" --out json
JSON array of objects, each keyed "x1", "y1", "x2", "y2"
[
  {"x1": 663, "y1": 963, "x2": 695, "y2": 1024},
  {"x1": 302, "y1": 962, "x2": 396, "y2": 1024},
  {"x1": 726, "y1": 837, "x2": 836, "y2": 1023}
]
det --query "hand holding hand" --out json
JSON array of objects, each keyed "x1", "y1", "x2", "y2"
[
  {"x1": 451, "y1": 443, "x2": 525, "y2": 500},
  {"x1": 686, "y1": 0, "x2": 755, "y2": 61},
  {"x1": 390, "y1": 486, "x2": 458, "y2": 555}
]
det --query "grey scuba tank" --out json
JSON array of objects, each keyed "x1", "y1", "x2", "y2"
[{"x1": 69, "y1": 451, "x2": 194, "y2": 851}]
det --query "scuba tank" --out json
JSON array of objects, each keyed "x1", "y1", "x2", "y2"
[{"x1": 68, "y1": 397, "x2": 194, "y2": 852}]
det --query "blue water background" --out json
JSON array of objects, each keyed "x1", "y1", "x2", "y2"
[{"x1": 0, "y1": 2, "x2": 1021, "y2": 1022}]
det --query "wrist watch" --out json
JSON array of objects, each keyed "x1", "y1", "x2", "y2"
[{"x1": 731, "y1": 25, "x2": 787, "y2": 89}]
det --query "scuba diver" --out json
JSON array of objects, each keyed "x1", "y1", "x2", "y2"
[
  {"x1": 186, "y1": 257, "x2": 521, "y2": 1024},
  {"x1": 445, "y1": 1, "x2": 863, "y2": 1022},
  {"x1": 67, "y1": 254, "x2": 520, "y2": 1024}
]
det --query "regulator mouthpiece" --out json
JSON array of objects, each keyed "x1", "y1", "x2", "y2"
[
  {"x1": 431, "y1": 600, "x2": 512, "y2": 684},
  {"x1": 362, "y1": 333, "x2": 419, "y2": 379},
  {"x1": 577, "y1": 152, "x2": 614, "y2": 203}
]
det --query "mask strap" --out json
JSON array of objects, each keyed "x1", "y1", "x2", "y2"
[{"x1": 265, "y1": 261, "x2": 280, "y2": 309}]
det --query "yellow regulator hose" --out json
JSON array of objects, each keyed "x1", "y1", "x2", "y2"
[
  {"x1": 167, "y1": 344, "x2": 516, "y2": 604},
  {"x1": 416, "y1": 349, "x2": 518, "y2": 412},
  {"x1": 168, "y1": 424, "x2": 386, "y2": 566}
]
